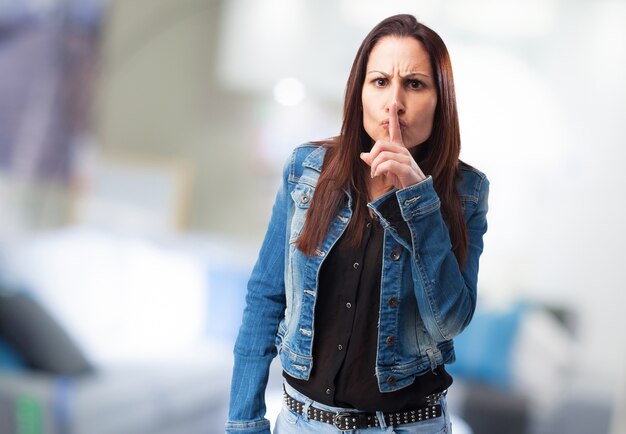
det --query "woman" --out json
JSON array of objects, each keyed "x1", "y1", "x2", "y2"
[{"x1": 226, "y1": 14, "x2": 489, "y2": 434}]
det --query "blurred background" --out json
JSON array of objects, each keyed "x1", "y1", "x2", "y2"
[{"x1": 0, "y1": 0, "x2": 624, "y2": 433}]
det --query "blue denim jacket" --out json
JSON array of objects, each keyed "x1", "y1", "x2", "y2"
[{"x1": 226, "y1": 144, "x2": 489, "y2": 433}]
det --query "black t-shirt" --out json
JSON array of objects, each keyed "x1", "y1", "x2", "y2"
[{"x1": 285, "y1": 208, "x2": 452, "y2": 412}]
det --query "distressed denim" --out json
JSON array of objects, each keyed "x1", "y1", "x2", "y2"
[{"x1": 226, "y1": 144, "x2": 489, "y2": 434}]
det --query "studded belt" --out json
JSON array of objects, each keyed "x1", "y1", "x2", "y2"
[{"x1": 283, "y1": 387, "x2": 443, "y2": 431}]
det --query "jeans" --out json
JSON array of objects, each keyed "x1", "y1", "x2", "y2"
[{"x1": 275, "y1": 382, "x2": 451, "y2": 434}]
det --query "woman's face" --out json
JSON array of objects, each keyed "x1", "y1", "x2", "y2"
[{"x1": 361, "y1": 36, "x2": 437, "y2": 149}]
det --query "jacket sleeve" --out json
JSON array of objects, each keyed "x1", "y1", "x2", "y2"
[
  {"x1": 370, "y1": 174, "x2": 489, "y2": 343},
  {"x1": 225, "y1": 157, "x2": 291, "y2": 434}
]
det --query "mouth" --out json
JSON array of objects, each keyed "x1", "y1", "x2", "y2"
[{"x1": 382, "y1": 120, "x2": 407, "y2": 129}]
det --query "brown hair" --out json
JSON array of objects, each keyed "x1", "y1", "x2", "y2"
[{"x1": 296, "y1": 14, "x2": 469, "y2": 267}]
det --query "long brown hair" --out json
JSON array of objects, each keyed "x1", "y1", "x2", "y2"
[{"x1": 296, "y1": 14, "x2": 469, "y2": 267}]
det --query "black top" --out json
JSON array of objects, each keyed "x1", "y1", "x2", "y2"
[{"x1": 285, "y1": 203, "x2": 452, "y2": 412}]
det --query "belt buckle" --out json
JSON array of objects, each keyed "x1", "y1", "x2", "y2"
[{"x1": 332, "y1": 412, "x2": 354, "y2": 431}]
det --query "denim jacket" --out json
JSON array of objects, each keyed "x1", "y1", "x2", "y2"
[{"x1": 226, "y1": 144, "x2": 489, "y2": 433}]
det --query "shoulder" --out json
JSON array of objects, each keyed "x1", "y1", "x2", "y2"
[
  {"x1": 457, "y1": 161, "x2": 489, "y2": 204},
  {"x1": 287, "y1": 142, "x2": 328, "y2": 181}
]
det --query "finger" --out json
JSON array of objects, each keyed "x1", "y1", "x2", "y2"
[
  {"x1": 389, "y1": 102, "x2": 403, "y2": 144},
  {"x1": 360, "y1": 152, "x2": 373, "y2": 166},
  {"x1": 369, "y1": 141, "x2": 407, "y2": 161},
  {"x1": 373, "y1": 160, "x2": 418, "y2": 188},
  {"x1": 373, "y1": 160, "x2": 404, "y2": 181},
  {"x1": 368, "y1": 141, "x2": 408, "y2": 170},
  {"x1": 370, "y1": 151, "x2": 410, "y2": 178},
  {"x1": 368, "y1": 141, "x2": 407, "y2": 177}
]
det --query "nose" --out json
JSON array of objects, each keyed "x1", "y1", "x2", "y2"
[{"x1": 385, "y1": 86, "x2": 406, "y2": 115}]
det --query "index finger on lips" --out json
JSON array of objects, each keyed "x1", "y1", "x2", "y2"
[{"x1": 389, "y1": 102, "x2": 403, "y2": 145}]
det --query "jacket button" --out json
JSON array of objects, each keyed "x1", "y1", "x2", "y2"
[
  {"x1": 345, "y1": 302, "x2": 352, "y2": 309},
  {"x1": 386, "y1": 336, "x2": 395, "y2": 345},
  {"x1": 325, "y1": 388, "x2": 331, "y2": 395},
  {"x1": 387, "y1": 376, "x2": 396, "y2": 385},
  {"x1": 301, "y1": 195, "x2": 309, "y2": 203},
  {"x1": 388, "y1": 297, "x2": 398, "y2": 308},
  {"x1": 353, "y1": 262, "x2": 360, "y2": 269},
  {"x1": 390, "y1": 250, "x2": 401, "y2": 261}
]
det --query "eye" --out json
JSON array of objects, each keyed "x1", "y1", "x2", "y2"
[
  {"x1": 374, "y1": 78, "x2": 388, "y2": 87},
  {"x1": 407, "y1": 79, "x2": 424, "y2": 90}
]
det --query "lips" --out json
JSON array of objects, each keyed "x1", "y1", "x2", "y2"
[{"x1": 381, "y1": 120, "x2": 407, "y2": 129}]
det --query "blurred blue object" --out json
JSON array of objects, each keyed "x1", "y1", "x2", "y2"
[
  {"x1": 0, "y1": 0, "x2": 105, "y2": 24},
  {"x1": 0, "y1": 338, "x2": 25, "y2": 371},
  {"x1": 448, "y1": 303, "x2": 525, "y2": 389}
]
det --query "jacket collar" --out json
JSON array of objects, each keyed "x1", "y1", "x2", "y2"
[{"x1": 302, "y1": 146, "x2": 327, "y2": 172}]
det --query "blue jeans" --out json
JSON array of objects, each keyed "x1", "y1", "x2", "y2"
[{"x1": 275, "y1": 382, "x2": 451, "y2": 434}]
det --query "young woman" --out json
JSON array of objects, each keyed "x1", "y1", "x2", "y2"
[{"x1": 226, "y1": 14, "x2": 489, "y2": 434}]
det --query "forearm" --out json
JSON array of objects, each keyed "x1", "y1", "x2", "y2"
[
  {"x1": 226, "y1": 352, "x2": 274, "y2": 434},
  {"x1": 226, "y1": 157, "x2": 291, "y2": 433},
  {"x1": 370, "y1": 175, "x2": 488, "y2": 342},
  {"x1": 406, "y1": 206, "x2": 476, "y2": 341}
]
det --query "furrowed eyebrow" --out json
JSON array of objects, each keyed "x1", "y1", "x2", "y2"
[
  {"x1": 366, "y1": 70, "x2": 431, "y2": 79},
  {"x1": 401, "y1": 72, "x2": 431, "y2": 79}
]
